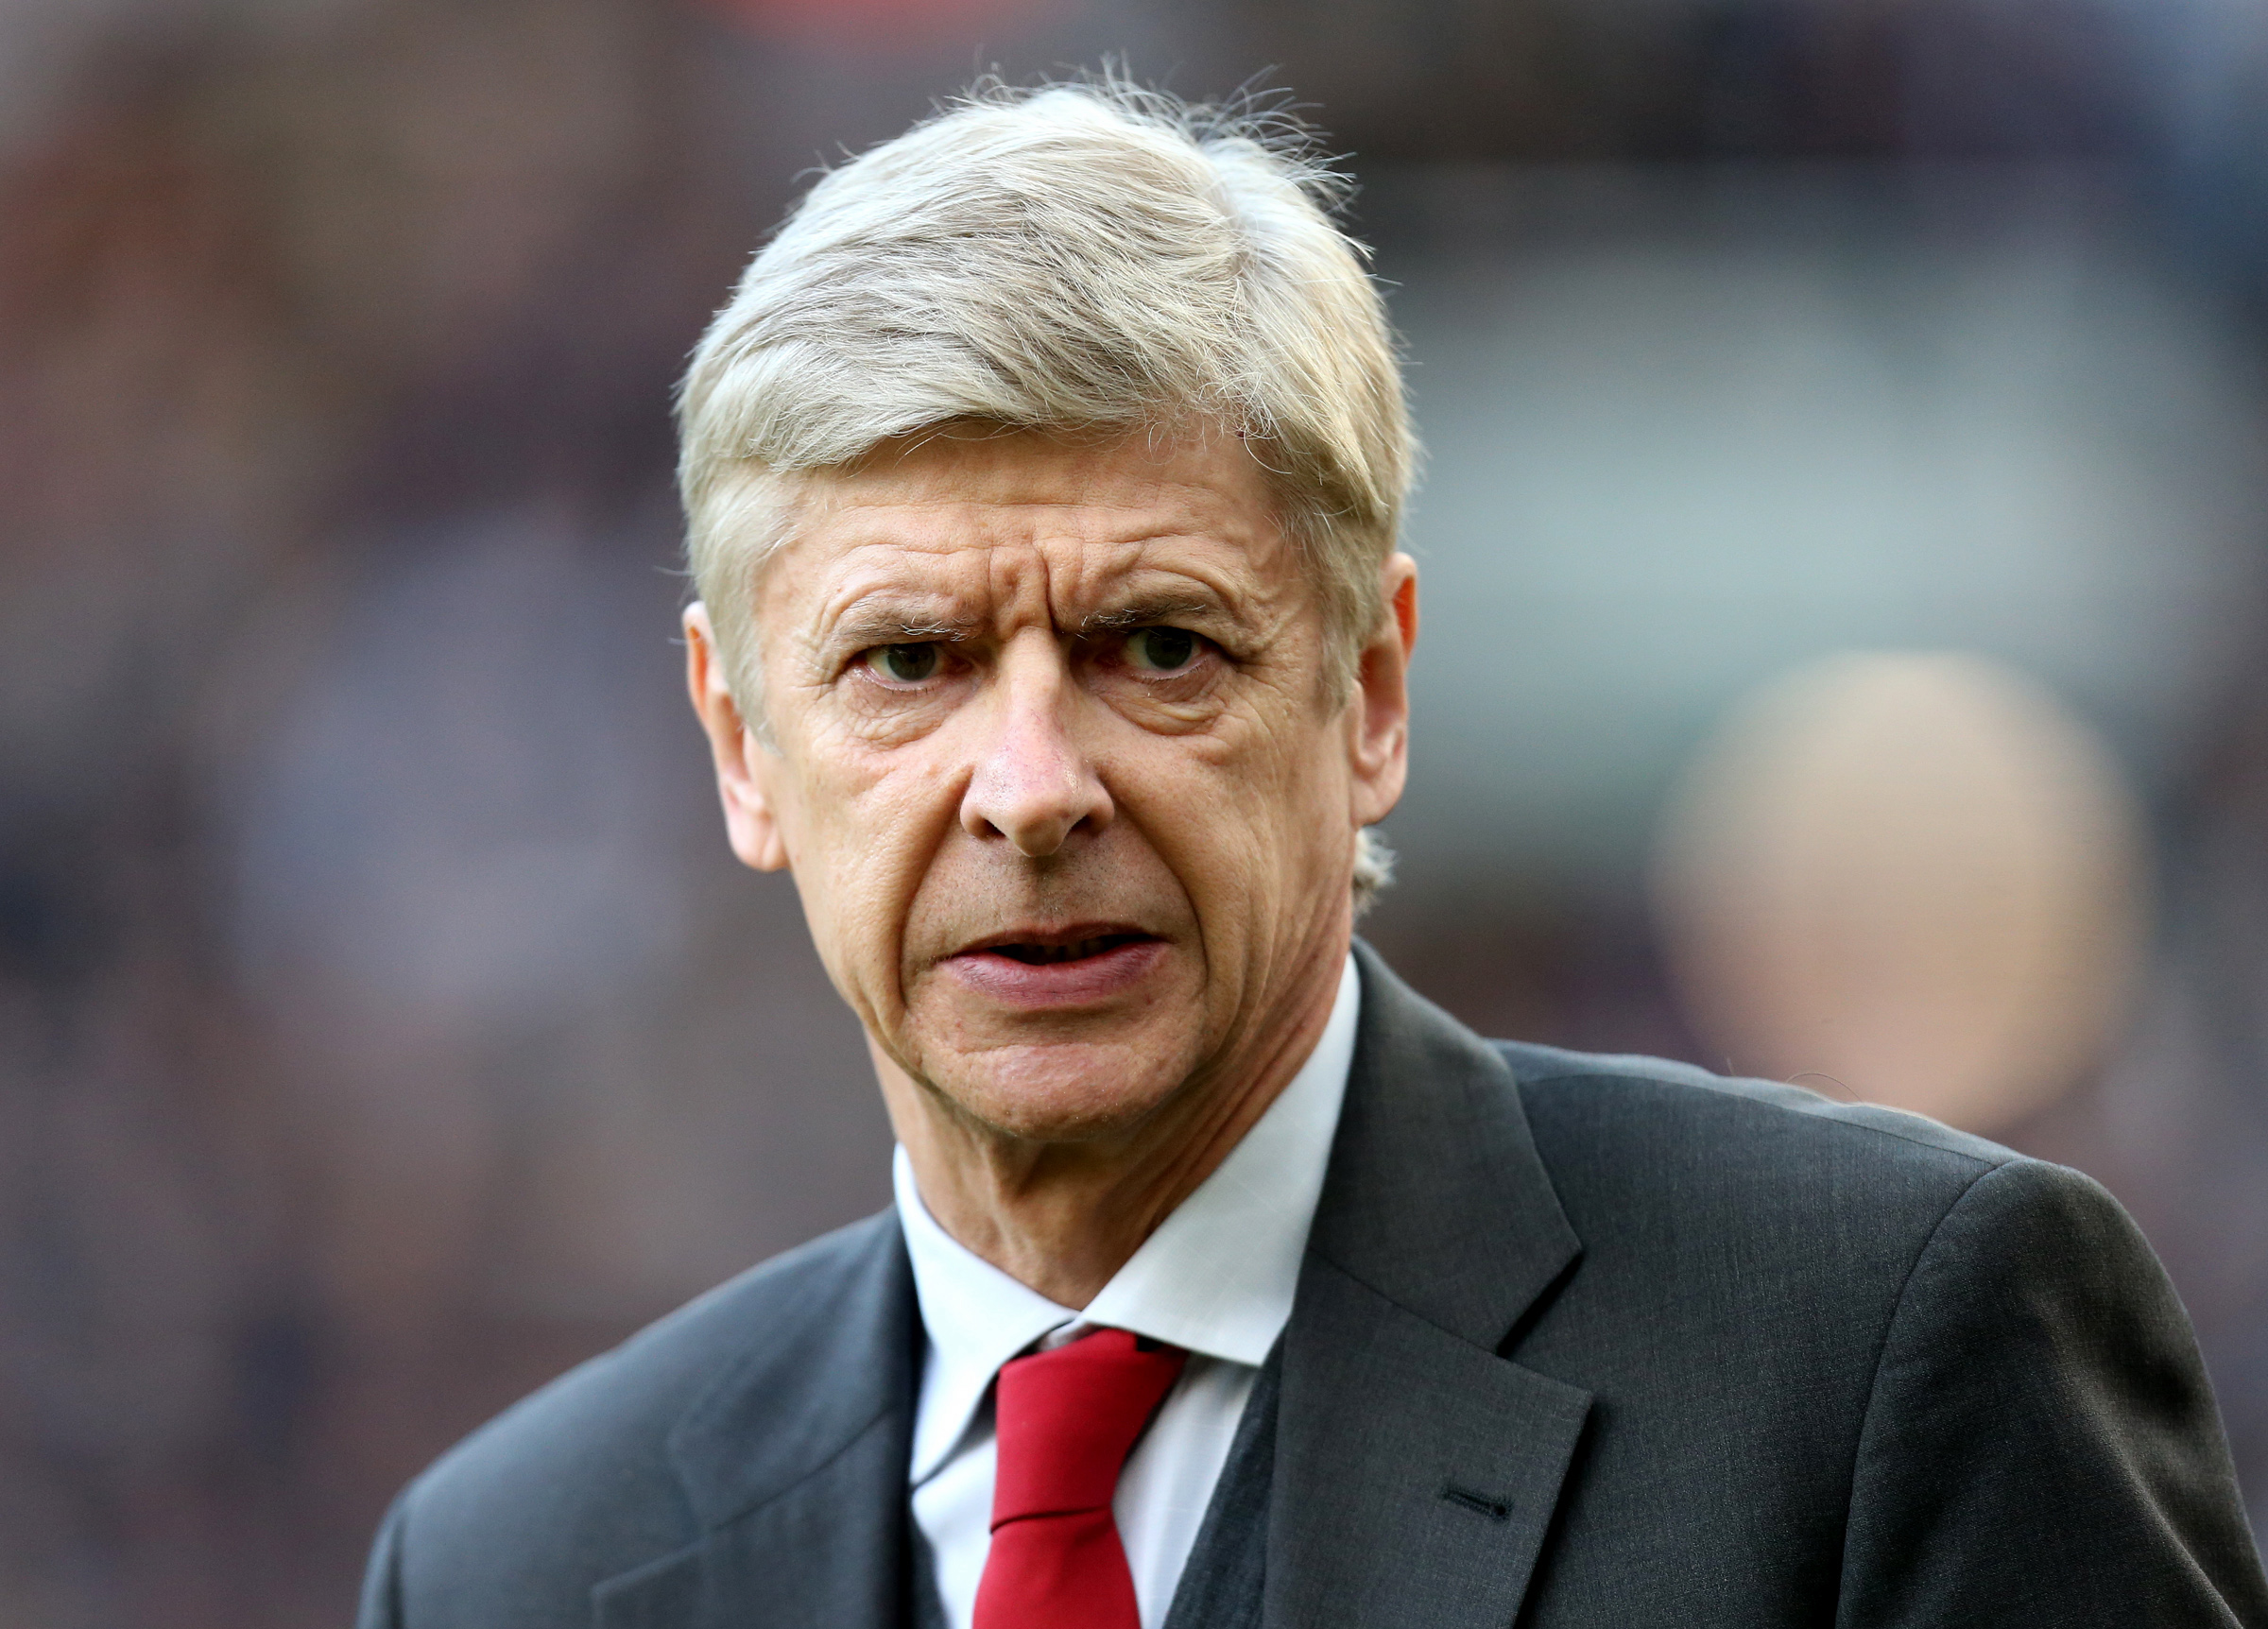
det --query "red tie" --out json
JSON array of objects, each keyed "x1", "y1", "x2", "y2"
[{"x1": 973, "y1": 1328, "x2": 1189, "y2": 1629}]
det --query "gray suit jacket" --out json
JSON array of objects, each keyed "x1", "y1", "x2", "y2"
[{"x1": 359, "y1": 943, "x2": 2268, "y2": 1627}]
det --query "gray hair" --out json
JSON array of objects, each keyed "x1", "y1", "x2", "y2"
[{"x1": 676, "y1": 75, "x2": 1410, "y2": 904}]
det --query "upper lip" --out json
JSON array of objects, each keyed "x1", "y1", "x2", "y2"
[{"x1": 954, "y1": 923, "x2": 1158, "y2": 956}]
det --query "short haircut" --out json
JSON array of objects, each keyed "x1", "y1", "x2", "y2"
[{"x1": 676, "y1": 76, "x2": 1413, "y2": 898}]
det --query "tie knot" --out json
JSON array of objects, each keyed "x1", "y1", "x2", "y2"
[{"x1": 989, "y1": 1329, "x2": 1188, "y2": 1528}]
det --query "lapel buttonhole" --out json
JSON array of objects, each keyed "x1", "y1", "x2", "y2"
[{"x1": 1439, "y1": 1483, "x2": 1512, "y2": 1522}]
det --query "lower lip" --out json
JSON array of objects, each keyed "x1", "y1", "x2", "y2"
[{"x1": 944, "y1": 939, "x2": 1166, "y2": 1007}]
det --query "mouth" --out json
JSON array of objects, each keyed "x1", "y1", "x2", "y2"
[
  {"x1": 981, "y1": 933, "x2": 1152, "y2": 966},
  {"x1": 945, "y1": 926, "x2": 1166, "y2": 1005}
]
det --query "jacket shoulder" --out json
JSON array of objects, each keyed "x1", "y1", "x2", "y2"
[
  {"x1": 1491, "y1": 1037, "x2": 2091, "y2": 1339},
  {"x1": 1498, "y1": 1036, "x2": 2021, "y2": 1197},
  {"x1": 378, "y1": 1210, "x2": 902, "y2": 1625},
  {"x1": 1484, "y1": 1051, "x2": 2266, "y2": 1621}
]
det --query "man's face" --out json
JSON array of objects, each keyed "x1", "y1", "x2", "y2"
[{"x1": 686, "y1": 428, "x2": 1413, "y2": 1145}]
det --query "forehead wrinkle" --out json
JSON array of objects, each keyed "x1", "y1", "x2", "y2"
[
  {"x1": 1039, "y1": 532, "x2": 1290, "y2": 637},
  {"x1": 823, "y1": 528, "x2": 1271, "y2": 633},
  {"x1": 811, "y1": 452, "x2": 1270, "y2": 542},
  {"x1": 1073, "y1": 535, "x2": 1305, "y2": 631},
  {"x1": 820, "y1": 510, "x2": 1250, "y2": 575},
  {"x1": 778, "y1": 464, "x2": 1298, "y2": 653}
]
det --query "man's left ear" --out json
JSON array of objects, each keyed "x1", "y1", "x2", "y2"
[{"x1": 1349, "y1": 554, "x2": 1418, "y2": 828}]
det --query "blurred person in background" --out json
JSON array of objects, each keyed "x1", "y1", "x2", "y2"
[{"x1": 352, "y1": 79, "x2": 2266, "y2": 1629}]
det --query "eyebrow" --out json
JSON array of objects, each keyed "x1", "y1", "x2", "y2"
[
  {"x1": 823, "y1": 590, "x2": 1237, "y2": 653},
  {"x1": 1077, "y1": 594, "x2": 1223, "y2": 634},
  {"x1": 828, "y1": 609, "x2": 982, "y2": 648}
]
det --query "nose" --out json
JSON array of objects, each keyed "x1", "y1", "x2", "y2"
[{"x1": 960, "y1": 638, "x2": 1113, "y2": 857}]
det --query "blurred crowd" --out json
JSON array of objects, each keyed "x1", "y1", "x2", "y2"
[{"x1": 5, "y1": 0, "x2": 2268, "y2": 1622}]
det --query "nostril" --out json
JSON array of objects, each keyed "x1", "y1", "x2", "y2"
[{"x1": 960, "y1": 730, "x2": 1113, "y2": 854}]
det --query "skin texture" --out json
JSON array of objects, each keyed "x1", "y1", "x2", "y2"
[{"x1": 684, "y1": 426, "x2": 1418, "y2": 1305}]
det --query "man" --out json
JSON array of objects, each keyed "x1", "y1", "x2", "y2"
[{"x1": 358, "y1": 81, "x2": 2268, "y2": 1628}]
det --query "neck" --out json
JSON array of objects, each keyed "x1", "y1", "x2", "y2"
[{"x1": 878, "y1": 943, "x2": 1349, "y2": 1307}]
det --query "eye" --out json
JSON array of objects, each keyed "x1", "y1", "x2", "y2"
[
  {"x1": 1125, "y1": 626, "x2": 1199, "y2": 673},
  {"x1": 864, "y1": 643, "x2": 942, "y2": 683}
]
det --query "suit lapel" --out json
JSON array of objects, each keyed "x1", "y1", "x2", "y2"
[
  {"x1": 1266, "y1": 944, "x2": 1591, "y2": 1629},
  {"x1": 590, "y1": 943, "x2": 1589, "y2": 1629},
  {"x1": 593, "y1": 1213, "x2": 920, "y2": 1629}
]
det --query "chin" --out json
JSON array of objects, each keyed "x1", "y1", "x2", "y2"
[{"x1": 934, "y1": 1043, "x2": 1189, "y2": 1144}]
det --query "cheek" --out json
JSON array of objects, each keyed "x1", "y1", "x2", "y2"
[
  {"x1": 1204, "y1": 680, "x2": 1350, "y2": 822},
  {"x1": 1114, "y1": 712, "x2": 1343, "y2": 919},
  {"x1": 775, "y1": 737, "x2": 945, "y2": 972}
]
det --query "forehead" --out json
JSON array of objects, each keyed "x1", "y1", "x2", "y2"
[{"x1": 760, "y1": 427, "x2": 1295, "y2": 611}]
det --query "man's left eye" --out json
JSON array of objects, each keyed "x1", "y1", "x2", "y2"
[{"x1": 1125, "y1": 627, "x2": 1199, "y2": 673}]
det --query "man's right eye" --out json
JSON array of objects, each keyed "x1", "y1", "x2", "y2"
[{"x1": 864, "y1": 643, "x2": 942, "y2": 683}]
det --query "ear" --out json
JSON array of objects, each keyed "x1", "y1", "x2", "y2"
[
  {"x1": 683, "y1": 602, "x2": 790, "y2": 872},
  {"x1": 1349, "y1": 554, "x2": 1418, "y2": 830}
]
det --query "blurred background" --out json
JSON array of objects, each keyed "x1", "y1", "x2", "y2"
[{"x1": 5, "y1": 0, "x2": 2268, "y2": 1619}]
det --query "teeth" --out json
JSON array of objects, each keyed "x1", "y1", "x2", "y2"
[{"x1": 998, "y1": 935, "x2": 1122, "y2": 964}]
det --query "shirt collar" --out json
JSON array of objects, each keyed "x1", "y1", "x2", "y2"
[{"x1": 895, "y1": 952, "x2": 1361, "y2": 1484}]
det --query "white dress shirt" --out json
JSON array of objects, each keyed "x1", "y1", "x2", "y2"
[{"x1": 894, "y1": 954, "x2": 1360, "y2": 1629}]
